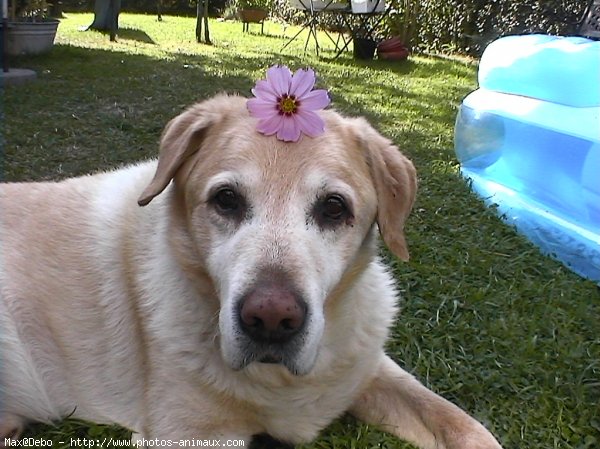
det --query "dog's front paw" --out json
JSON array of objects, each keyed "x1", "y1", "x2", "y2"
[{"x1": 442, "y1": 422, "x2": 503, "y2": 449}]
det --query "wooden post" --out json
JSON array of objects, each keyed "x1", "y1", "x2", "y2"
[
  {"x1": 196, "y1": 0, "x2": 202, "y2": 42},
  {"x1": 203, "y1": 0, "x2": 211, "y2": 44},
  {"x1": 196, "y1": 0, "x2": 211, "y2": 45},
  {"x1": 109, "y1": 0, "x2": 118, "y2": 41}
]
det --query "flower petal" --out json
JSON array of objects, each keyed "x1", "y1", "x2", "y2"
[
  {"x1": 295, "y1": 109, "x2": 325, "y2": 138},
  {"x1": 299, "y1": 89, "x2": 331, "y2": 110},
  {"x1": 266, "y1": 65, "x2": 292, "y2": 96},
  {"x1": 247, "y1": 98, "x2": 279, "y2": 118},
  {"x1": 290, "y1": 68, "x2": 316, "y2": 99},
  {"x1": 256, "y1": 113, "x2": 285, "y2": 136},
  {"x1": 277, "y1": 116, "x2": 302, "y2": 142},
  {"x1": 252, "y1": 80, "x2": 279, "y2": 102}
]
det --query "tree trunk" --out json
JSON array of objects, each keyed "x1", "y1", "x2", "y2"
[{"x1": 88, "y1": 0, "x2": 121, "y2": 37}]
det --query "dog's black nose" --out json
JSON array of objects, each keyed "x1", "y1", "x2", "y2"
[{"x1": 239, "y1": 280, "x2": 306, "y2": 344}]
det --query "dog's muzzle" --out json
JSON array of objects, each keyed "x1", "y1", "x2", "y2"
[{"x1": 234, "y1": 272, "x2": 309, "y2": 372}]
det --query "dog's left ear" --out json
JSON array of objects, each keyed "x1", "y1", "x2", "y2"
[
  {"x1": 138, "y1": 101, "x2": 218, "y2": 206},
  {"x1": 360, "y1": 119, "x2": 417, "y2": 261}
]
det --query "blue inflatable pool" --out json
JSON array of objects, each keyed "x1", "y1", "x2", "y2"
[{"x1": 455, "y1": 34, "x2": 600, "y2": 283}]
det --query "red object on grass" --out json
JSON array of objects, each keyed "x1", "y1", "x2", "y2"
[{"x1": 377, "y1": 37, "x2": 409, "y2": 61}]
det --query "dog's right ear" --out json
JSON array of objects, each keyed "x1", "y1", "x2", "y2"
[{"x1": 138, "y1": 103, "x2": 215, "y2": 207}]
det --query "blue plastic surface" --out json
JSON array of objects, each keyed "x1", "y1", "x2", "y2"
[
  {"x1": 479, "y1": 34, "x2": 600, "y2": 108},
  {"x1": 455, "y1": 35, "x2": 600, "y2": 283}
]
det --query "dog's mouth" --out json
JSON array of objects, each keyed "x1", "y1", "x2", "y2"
[
  {"x1": 232, "y1": 339, "x2": 311, "y2": 376},
  {"x1": 258, "y1": 355, "x2": 282, "y2": 364},
  {"x1": 247, "y1": 348, "x2": 303, "y2": 374}
]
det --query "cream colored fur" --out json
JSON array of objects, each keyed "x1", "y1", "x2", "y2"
[{"x1": 0, "y1": 95, "x2": 502, "y2": 449}]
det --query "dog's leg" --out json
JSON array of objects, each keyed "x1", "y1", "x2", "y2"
[
  {"x1": 0, "y1": 414, "x2": 24, "y2": 447},
  {"x1": 349, "y1": 355, "x2": 502, "y2": 449}
]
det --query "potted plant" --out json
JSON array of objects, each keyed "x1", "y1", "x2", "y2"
[
  {"x1": 352, "y1": 35, "x2": 377, "y2": 59},
  {"x1": 237, "y1": 0, "x2": 271, "y2": 29},
  {"x1": 351, "y1": 25, "x2": 378, "y2": 60},
  {"x1": 4, "y1": 0, "x2": 60, "y2": 56}
]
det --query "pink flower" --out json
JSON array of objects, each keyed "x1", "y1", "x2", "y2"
[{"x1": 247, "y1": 65, "x2": 331, "y2": 142}]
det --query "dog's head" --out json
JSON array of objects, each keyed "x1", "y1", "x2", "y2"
[{"x1": 138, "y1": 95, "x2": 416, "y2": 375}]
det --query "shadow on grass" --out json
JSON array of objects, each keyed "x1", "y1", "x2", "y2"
[
  {"x1": 116, "y1": 27, "x2": 157, "y2": 44},
  {"x1": 82, "y1": 27, "x2": 157, "y2": 45},
  {"x1": 2, "y1": 43, "x2": 262, "y2": 182},
  {"x1": 239, "y1": 25, "x2": 283, "y2": 38}
]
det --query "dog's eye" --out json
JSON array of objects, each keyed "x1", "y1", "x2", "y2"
[
  {"x1": 323, "y1": 195, "x2": 346, "y2": 220},
  {"x1": 211, "y1": 188, "x2": 244, "y2": 216},
  {"x1": 314, "y1": 194, "x2": 352, "y2": 228}
]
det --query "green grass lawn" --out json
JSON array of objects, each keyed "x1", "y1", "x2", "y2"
[{"x1": 3, "y1": 13, "x2": 599, "y2": 449}]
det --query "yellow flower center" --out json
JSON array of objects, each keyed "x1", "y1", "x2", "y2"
[{"x1": 279, "y1": 95, "x2": 298, "y2": 114}]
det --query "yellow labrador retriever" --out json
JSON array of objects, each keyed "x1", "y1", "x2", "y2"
[{"x1": 0, "y1": 95, "x2": 502, "y2": 449}]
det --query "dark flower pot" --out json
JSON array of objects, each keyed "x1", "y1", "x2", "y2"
[{"x1": 353, "y1": 37, "x2": 377, "y2": 60}]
